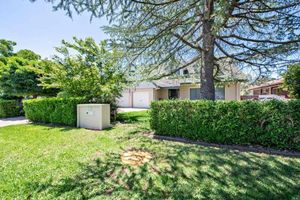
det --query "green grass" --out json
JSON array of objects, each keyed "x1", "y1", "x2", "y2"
[
  {"x1": 117, "y1": 110, "x2": 150, "y2": 123},
  {"x1": 0, "y1": 111, "x2": 299, "y2": 199}
]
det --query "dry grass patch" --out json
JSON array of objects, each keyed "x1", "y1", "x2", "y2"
[{"x1": 121, "y1": 149, "x2": 153, "y2": 167}]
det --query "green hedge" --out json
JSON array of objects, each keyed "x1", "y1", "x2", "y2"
[
  {"x1": 151, "y1": 100, "x2": 300, "y2": 151},
  {"x1": 23, "y1": 97, "x2": 86, "y2": 126},
  {"x1": 0, "y1": 99, "x2": 21, "y2": 118}
]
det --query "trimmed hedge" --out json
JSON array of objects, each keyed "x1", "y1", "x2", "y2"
[
  {"x1": 151, "y1": 100, "x2": 300, "y2": 151},
  {"x1": 23, "y1": 97, "x2": 86, "y2": 126},
  {"x1": 0, "y1": 99, "x2": 21, "y2": 118}
]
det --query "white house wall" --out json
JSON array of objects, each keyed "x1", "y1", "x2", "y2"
[{"x1": 117, "y1": 82, "x2": 241, "y2": 108}]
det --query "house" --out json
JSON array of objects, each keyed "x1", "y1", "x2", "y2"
[
  {"x1": 117, "y1": 80, "x2": 241, "y2": 108},
  {"x1": 118, "y1": 64, "x2": 244, "y2": 108},
  {"x1": 246, "y1": 79, "x2": 288, "y2": 100},
  {"x1": 118, "y1": 67, "x2": 242, "y2": 108}
]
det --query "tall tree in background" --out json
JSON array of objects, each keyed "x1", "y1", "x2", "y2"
[
  {"x1": 16, "y1": 49, "x2": 42, "y2": 60},
  {"x1": 0, "y1": 40, "x2": 59, "y2": 98},
  {"x1": 0, "y1": 39, "x2": 16, "y2": 58},
  {"x1": 33, "y1": 0, "x2": 300, "y2": 100}
]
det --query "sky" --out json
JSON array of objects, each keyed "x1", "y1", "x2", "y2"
[{"x1": 0, "y1": 0, "x2": 108, "y2": 58}]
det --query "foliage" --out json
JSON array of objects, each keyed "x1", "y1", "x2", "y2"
[
  {"x1": 38, "y1": 0, "x2": 300, "y2": 100},
  {"x1": 16, "y1": 49, "x2": 41, "y2": 60},
  {"x1": 0, "y1": 39, "x2": 16, "y2": 58},
  {"x1": 284, "y1": 63, "x2": 300, "y2": 99},
  {"x1": 40, "y1": 37, "x2": 125, "y2": 104},
  {"x1": 0, "y1": 40, "x2": 59, "y2": 98},
  {"x1": 0, "y1": 56, "x2": 57, "y2": 97},
  {"x1": 0, "y1": 99, "x2": 21, "y2": 118},
  {"x1": 151, "y1": 100, "x2": 300, "y2": 150},
  {"x1": 23, "y1": 97, "x2": 86, "y2": 126},
  {"x1": 0, "y1": 94, "x2": 21, "y2": 100},
  {"x1": 1, "y1": 115, "x2": 300, "y2": 199}
]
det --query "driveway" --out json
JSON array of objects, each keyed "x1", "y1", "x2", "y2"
[
  {"x1": 118, "y1": 108, "x2": 149, "y2": 113},
  {"x1": 0, "y1": 117, "x2": 29, "y2": 127}
]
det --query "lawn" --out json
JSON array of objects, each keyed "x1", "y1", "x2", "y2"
[{"x1": 0, "y1": 111, "x2": 300, "y2": 199}]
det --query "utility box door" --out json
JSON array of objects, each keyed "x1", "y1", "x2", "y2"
[{"x1": 77, "y1": 104, "x2": 110, "y2": 130}]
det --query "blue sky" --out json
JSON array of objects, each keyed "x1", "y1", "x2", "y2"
[{"x1": 0, "y1": 0, "x2": 108, "y2": 58}]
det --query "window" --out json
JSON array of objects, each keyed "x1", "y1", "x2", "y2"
[
  {"x1": 183, "y1": 69, "x2": 189, "y2": 75},
  {"x1": 190, "y1": 88, "x2": 201, "y2": 100},
  {"x1": 261, "y1": 88, "x2": 270, "y2": 95},
  {"x1": 253, "y1": 90, "x2": 260, "y2": 95},
  {"x1": 190, "y1": 86, "x2": 225, "y2": 100},
  {"x1": 215, "y1": 87, "x2": 225, "y2": 100},
  {"x1": 272, "y1": 87, "x2": 281, "y2": 95}
]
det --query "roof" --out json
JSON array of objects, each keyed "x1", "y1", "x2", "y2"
[
  {"x1": 249, "y1": 79, "x2": 283, "y2": 90},
  {"x1": 153, "y1": 79, "x2": 180, "y2": 88},
  {"x1": 134, "y1": 76, "x2": 240, "y2": 89},
  {"x1": 135, "y1": 81, "x2": 158, "y2": 89}
]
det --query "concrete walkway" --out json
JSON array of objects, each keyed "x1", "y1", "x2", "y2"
[
  {"x1": 118, "y1": 108, "x2": 149, "y2": 112},
  {"x1": 0, "y1": 117, "x2": 29, "y2": 127}
]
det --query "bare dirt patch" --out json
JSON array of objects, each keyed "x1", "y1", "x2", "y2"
[{"x1": 121, "y1": 149, "x2": 153, "y2": 166}]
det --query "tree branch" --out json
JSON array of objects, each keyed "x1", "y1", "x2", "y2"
[{"x1": 219, "y1": 34, "x2": 300, "y2": 44}]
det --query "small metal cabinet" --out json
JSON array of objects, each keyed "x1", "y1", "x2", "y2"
[{"x1": 77, "y1": 104, "x2": 111, "y2": 130}]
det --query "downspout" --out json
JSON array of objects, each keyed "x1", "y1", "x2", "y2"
[
  {"x1": 131, "y1": 88, "x2": 135, "y2": 108},
  {"x1": 236, "y1": 82, "x2": 239, "y2": 100}
]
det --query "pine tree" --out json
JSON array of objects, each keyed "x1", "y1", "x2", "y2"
[{"x1": 34, "y1": 0, "x2": 300, "y2": 100}]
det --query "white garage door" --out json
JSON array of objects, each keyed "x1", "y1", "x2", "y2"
[
  {"x1": 117, "y1": 92, "x2": 131, "y2": 107},
  {"x1": 133, "y1": 92, "x2": 150, "y2": 108}
]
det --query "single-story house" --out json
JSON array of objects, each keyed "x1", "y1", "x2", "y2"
[
  {"x1": 248, "y1": 79, "x2": 288, "y2": 97},
  {"x1": 118, "y1": 79, "x2": 241, "y2": 108}
]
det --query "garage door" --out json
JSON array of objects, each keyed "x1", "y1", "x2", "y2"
[
  {"x1": 117, "y1": 92, "x2": 131, "y2": 107},
  {"x1": 133, "y1": 92, "x2": 150, "y2": 108}
]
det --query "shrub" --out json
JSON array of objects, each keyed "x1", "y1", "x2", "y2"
[
  {"x1": 151, "y1": 100, "x2": 300, "y2": 151},
  {"x1": 0, "y1": 99, "x2": 21, "y2": 118},
  {"x1": 284, "y1": 63, "x2": 300, "y2": 99},
  {"x1": 23, "y1": 97, "x2": 86, "y2": 126}
]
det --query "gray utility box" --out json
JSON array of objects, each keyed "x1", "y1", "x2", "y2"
[{"x1": 77, "y1": 104, "x2": 111, "y2": 130}]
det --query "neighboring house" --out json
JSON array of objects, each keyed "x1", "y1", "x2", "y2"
[
  {"x1": 245, "y1": 79, "x2": 288, "y2": 100},
  {"x1": 118, "y1": 67, "x2": 242, "y2": 108}
]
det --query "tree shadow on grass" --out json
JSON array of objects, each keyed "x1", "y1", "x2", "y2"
[
  {"x1": 28, "y1": 123, "x2": 77, "y2": 132},
  {"x1": 30, "y1": 137, "x2": 300, "y2": 199},
  {"x1": 28, "y1": 123, "x2": 116, "y2": 133}
]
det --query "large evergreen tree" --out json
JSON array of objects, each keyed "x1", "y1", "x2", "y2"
[{"x1": 34, "y1": 0, "x2": 300, "y2": 100}]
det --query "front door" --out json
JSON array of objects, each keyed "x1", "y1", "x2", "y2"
[{"x1": 168, "y1": 89, "x2": 179, "y2": 99}]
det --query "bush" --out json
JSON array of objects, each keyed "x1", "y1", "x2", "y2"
[
  {"x1": 151, "y1": 100, "x2": 300, "y2": 151},
  {"x1": 284, "y1": 63, "x2": 300, "y2": 99},
  {"x1": 0, "y1": 99, "x2": 21, "y2": 118},
  {"x1": 23, "y1": 97, "x2": 86, "y2": 126}
]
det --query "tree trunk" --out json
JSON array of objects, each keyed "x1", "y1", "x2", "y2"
[{"x1": 200, "y1": 0, "x2": 215, "y2": 100}]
